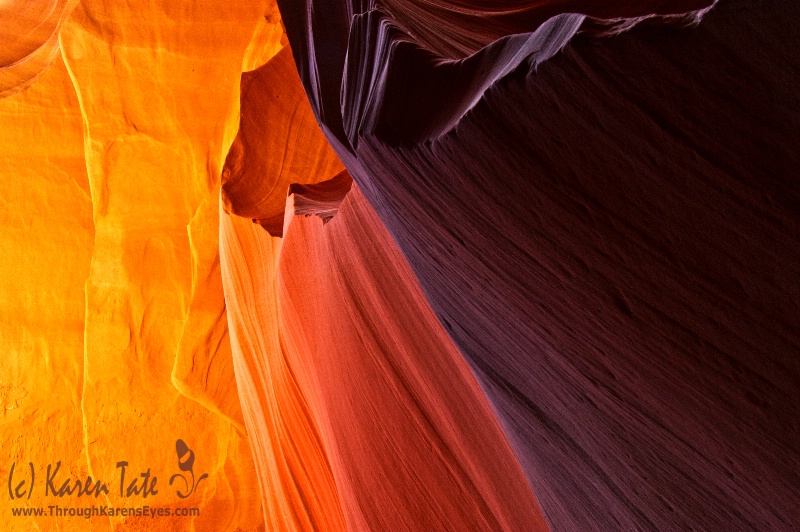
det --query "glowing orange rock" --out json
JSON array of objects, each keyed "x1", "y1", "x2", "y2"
[
  {"x1": 220, "y1": 173, "x2": 549, "y2": 531},
  {"x1": 172, "y1": 189, "x2": 245, "y2": 431},
  {"x1": 222, "y1": 45, "x2": 344, "y2": 236},
  {"x1": 0, "y1": 0, "x2": 78, "y2": 96},
  {"x1": 0, "y1": 56, "x2": 93, "y2": 532},
  {"x1": 2, "y1": 0, "x2": 283, "y2": 528},
  {"x1": 220, "y1": 204, "x2": 347, "y2": 532},
  {"x1": 2, "y1": 0, "x2": 282, "y2": 529}
]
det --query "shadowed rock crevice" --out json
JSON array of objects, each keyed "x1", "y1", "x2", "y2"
[{"x1": 276, "y1": 0, "x2": 800, "y2": 529}]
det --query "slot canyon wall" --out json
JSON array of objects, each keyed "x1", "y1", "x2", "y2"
[{"x1": 1, "y1": 0, "x2": 798, "y2": 531}]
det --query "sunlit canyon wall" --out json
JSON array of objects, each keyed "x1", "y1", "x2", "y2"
[{"x1": 1, "y1": 0, "x2": 798, "y2": 531}]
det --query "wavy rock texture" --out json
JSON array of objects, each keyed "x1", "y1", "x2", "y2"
[
  {"x1": 0, "y1": 0, "x2": 78, "y2": 96},
  {"x1": 220, "y1": 42, "x2": 547, "y2": 531},
  {"x1": 55, "y1": 0, "x2": 275, "y2": 528},
  {"x1": 222, "y1": 45, "x2": 345, "y2": 236},
  {"x1": 3, "y1": 0, "x2": 798, "y2": 530},
  {"x1": 277, "y1": 0, "x2": 800, "y2": 530},
  {"x1": 221, "y1": 173, "x2": 547, "y2": 531},
  {"x1": 277, "y1": 182, "x2": 547, "y2": 532},
  {"x1": 220, "y1": 202, "x2": 348, "y2": 532},
  {"x1": 1, "y1": 0, "x2": 285, "y2": 530},
  {"x1": 0, "y1": 55, "x2": 93, "y2": 531},
  {"x1": 374, "y1": 0, "x2": 714, "y2": 58}
]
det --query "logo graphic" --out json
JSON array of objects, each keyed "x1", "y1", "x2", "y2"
[{"x1": 169, "y1": 440, "x2": 208, "y2": 499}]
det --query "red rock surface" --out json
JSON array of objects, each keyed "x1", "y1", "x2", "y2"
[
  {"x1": 3, "y1": 0, "x2": 799, "y2": 530},
  {"x1": 278, "y1": 0, "x2": 800, "y2": 529},
  {"x1": 220, "y1": 203, "x2": 347, "y2": 532},
  {"x1": 222, "y1": 45, "x2": 344, "y2": 236},
  {"x1": 221, "y1": 174, "x2": 547, "y2": 531}
]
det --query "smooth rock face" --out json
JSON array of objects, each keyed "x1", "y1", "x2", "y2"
[
  {"x1": 0, "y1": 0, "x2": 78, "y2": 96},
  {"x1": 222, "y1": 45, "x2": 345, "y2": 236},
  {"x1": 0, "y1": 55, "x2": 93, "y2": 531},
  {"x1": 278, "y1": 0, "x2": 800, "y2": 530},
  {"x1": 1, "y1": 1, "x2": 277, "y2": 530},
  {"x1": 3, "y1": 0, "x2": 798, "y2": 531},
  {"x1": 220, "y1": 174, "x2": 548, "y2": 531},
  {"x1": 56, "y1": 0, "x2": 271, "y2": 527}
]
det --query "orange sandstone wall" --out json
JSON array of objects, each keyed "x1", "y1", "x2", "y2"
[
  {"x1": 0, "y1": 1, "x2": 284, "y2": 530},
  {"x1": 0, "y1": 54, "x2": 95, "y2": 532}
]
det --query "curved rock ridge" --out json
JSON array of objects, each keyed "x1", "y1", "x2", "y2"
[
  {"x1": 276, "y1": 0, "x2": 800, "y2": 529},
  {"x1": 222, "y1": 45, "x2": 344, "y2": 237},
  {"x1": 279, "y1": 0, "x2": 717, "y2": 145},
  {"x1": 220, "y1": 203, "x2": 348, "y2": 532},
  {"x1": 343, "y1": 4, "x2": 717, "y2": 147},
  {"x1": 374, "y1": 0, "x2": 715, "y2": 58},
  {"x1": 0, "y1": 0, "x2": 79, "y2": 96},
  {"x1": 342, "y1": 11, "x2": 585, "y2": 147},
  {"x1": 221, "y1": 173, "x2": 548, "y2": 531},
  {"x1": 287, "y1": 169, "x2": 353, "y2": 224}
]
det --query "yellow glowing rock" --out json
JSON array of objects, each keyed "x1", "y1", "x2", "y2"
[
  {"x1": 242, "y1": 3, "x2": 287, "y2": 73},
  {"x1": 0, "y1": 56, "x2": 93, "y2": 532},
  {"x1": 4, "y1": 0, "x2": 283, "y2": 529},
  {"x1": 172, "y1": 189, "x2": 246, "y2": 431}
]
